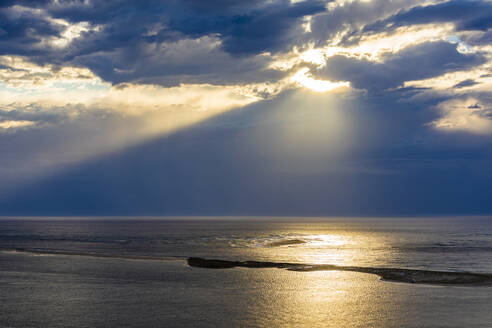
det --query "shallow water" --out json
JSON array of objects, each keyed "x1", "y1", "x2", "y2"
[{"x1": 1, "y1": 217, "x2": 492, "y2": 327}]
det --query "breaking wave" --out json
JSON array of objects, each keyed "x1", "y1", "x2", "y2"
[{"x1": 0, "y1": 248, "x2": 183, "y2": 261}]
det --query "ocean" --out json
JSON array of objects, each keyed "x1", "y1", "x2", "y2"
[{"x1": 1, "y1": 217, "x2": 492, "y2": 327}]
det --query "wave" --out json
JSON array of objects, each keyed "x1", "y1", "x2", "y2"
[
  {"x1": 187, "y1": 257, "x2": 492, "y2": 286},
  {"x1": 0, "y1": 248, "x2": 183, "y2": 261},
  {"x1": 393, "y1": 245, "x2": 492, "y2": 253},
  {"x1": 265, "y1": 239, "x2": 307, "y2": 247}
]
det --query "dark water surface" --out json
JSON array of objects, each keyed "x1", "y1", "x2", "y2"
[{"x1": 1, "y1": 217, "x2": 492, "y2": 327}]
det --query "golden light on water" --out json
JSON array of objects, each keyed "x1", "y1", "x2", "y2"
[
  {"x1": 240, "y1": 228, "x2": 399, "y2": 327},
  {"x1": 247, "y1": 229, "x2": 389, "y2": 268},
  {"x1": 299, "y1": 233, "x2": 360, "y2": 265},
  {"x1": 306, "y1": 234, "x2": 349, "y2": 247},
  {"x1": 244, "y1": 258, "x2": 395, "y2": 327},
  {"x1": 300, "y1": 234, "x2": 357, "y2": 265}
]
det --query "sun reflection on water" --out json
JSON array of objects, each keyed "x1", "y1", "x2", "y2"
[
  {"x1": 306, "y1": 234, "x2": 350, "y2": 247},
  {"x1": 238, "y1": 230, "x2": 398, "y2": 327},
  {"x1": 302, "y1": 234, "x2": 358, "y2": 265},
  {"x1": 244, "y1": 229, "x2": 390, "y2": 268},
  {"x1": 243, "y1": 266, "x2": 396, "y2": 328}
]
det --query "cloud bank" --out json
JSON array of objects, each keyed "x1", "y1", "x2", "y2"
[{"x1": 1, "y1": 0, "x2": 492, "y2": 215}]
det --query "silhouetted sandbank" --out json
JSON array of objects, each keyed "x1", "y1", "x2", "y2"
[{"x1": 187, "y1": 257, "x2": 492, "y2": 286}]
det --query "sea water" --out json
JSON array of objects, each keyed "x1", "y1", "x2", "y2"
[{"x1": 1, "y1": 217, "x2": 491, "y2": 327}]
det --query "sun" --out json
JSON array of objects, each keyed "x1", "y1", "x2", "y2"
[{"x1": 292, "y1": 68, "x2": 350, "y2": 92}]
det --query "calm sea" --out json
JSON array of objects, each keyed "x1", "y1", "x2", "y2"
[{"x1": 1, "y1": 217, "x2": 492, "y2": 327}]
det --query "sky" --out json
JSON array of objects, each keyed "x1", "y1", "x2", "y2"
[{"x1": 0, "y1": 0, "x2": 491, "y2": 216}]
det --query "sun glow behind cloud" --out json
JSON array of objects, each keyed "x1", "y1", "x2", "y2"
[
  {"x1": 0, "y1": 120, "x2": 35, "y2": 130},
  {"x1": 292, "y1": 68, "x2": 350, "y2": 92},
  {"x1": 271, "y1": 23, "x2": 457, "y2": 75},
  {"x1": 429, "y1": 98, "x2": 492, "y2": 135}
]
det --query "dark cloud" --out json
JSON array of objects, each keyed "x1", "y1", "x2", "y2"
[
  {"x1": 1, "y1": 0, "x2": 491, "y2": 87},
  {"x1": 49, "y1": 0, "x2": 326, "y2": 56},
  {"x1": 454, "y1": 79, "x2": 480, "y2": 89},
  {"x1": 316, "y1": 41, "x2": 486, "y2": 91},
  {"x1": 0, "y1": 64, "x2": 28, "y2": 72},
  {"x1": 0, "y1": 0, "x2": 52, "y2": 8},
  {"x1": 364, "y1": 0, "x2": 492, "y2": 34},
  {"x1": 70, "y1": 36, "x2": 285, "y2": 87},
  {"x1": 0, "y1": 6, "x2": 63, "y2": 57},
  {"x1": 309, "y1": 0, "x2": 417, "y2": 47},
  {"x1": 215, "y1": 0, "x2": 327, "y2": 55},
  {"x1": 461, "y1": 29, "x2": 492, "y2": 48},
  {"x1": 22, "y1": 0, "x2": 323, "y2": 85},
  {"x1": 0, "y1": 1, "x2": 324, "y2": 85}
]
